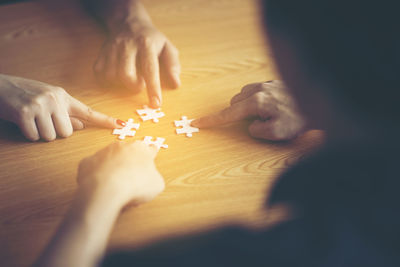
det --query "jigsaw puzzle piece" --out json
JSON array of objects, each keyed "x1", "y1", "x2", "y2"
[
  {"x1": 174, "y1": 116, "x2": 199, "y2": 137},
  {"x1": 143, "y1": 136, "x2": 168, "y2": 149},
  {"x1": 112, "y1": 118, "x2": 140, "y2": 140},
  {"x1": 136, "y1": 105, "x2": 165, "y2": 123}
]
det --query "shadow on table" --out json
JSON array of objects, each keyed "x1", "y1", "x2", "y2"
[{"x1": 0, "y1": 120, "x2": 28, "y2": 143}]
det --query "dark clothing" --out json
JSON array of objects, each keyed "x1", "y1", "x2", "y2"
[{"x1": 102, "y1": 142, "x2": 400, "y2": 267}]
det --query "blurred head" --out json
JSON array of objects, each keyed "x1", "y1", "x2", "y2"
[{"x1": 261, "y1": 1, "x2": 400, "y2": 138}]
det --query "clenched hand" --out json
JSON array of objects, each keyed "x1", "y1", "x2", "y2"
[
  {"x1": 192, "y1": 81, "x2": 307, "y2": 141},
  {"x1": 94, "y1": 23, "x2": 180, "y2": 108},
  {"x1": 0, "y1": 74, "x2": 120, "y2": 142}
]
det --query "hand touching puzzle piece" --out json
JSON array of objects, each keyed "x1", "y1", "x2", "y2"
[
  {"x1": 174, "y1": 116, "x2": 199, "y2": 137},
  {"x1": 143, "y1": 136, "x2": 168, "y2": 149},
  {"x1": 136, "y1": 105, "x2": 165, "y2": 123},
  {"x1": 112, "y1": 119, "x2": 140, "y2": 140}
]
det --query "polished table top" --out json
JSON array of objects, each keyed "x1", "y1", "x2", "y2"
[{"x1": 0, "y1": 1, "x2": 323, "y2": 266}]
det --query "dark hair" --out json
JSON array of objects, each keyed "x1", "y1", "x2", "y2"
[{"x1": 261, "y1": 1, "x2": 400, "y2": 122}]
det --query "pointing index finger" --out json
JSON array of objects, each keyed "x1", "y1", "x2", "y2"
[
  {"x1": 85, "y1": 107, "x2": 118, "y2": 128},
  {"x1": 192, "y1": 99, "x2": 257, "y2": 128},
  {"x1": 69, "y1": 97, "x2": 119, "y2": 129},
  {"x1": 140, "y1": 45, "x2": 162, "y2": 108}
]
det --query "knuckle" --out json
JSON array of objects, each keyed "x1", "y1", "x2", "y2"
[
  {"x1": 142, "y1": 62, "x2": 155, "y2": 76},
  {"x1": 53, "y1": 86, "x2": 66, "y2": 95},
  {"x1": 16, "y1": 105, "x2": 34, "y2": 123},
  {"x1": 18, "y1": 106, "x2": 31, "y2": 117},
  {"x1": 230, "y1": 94, "x2": 240, "y2": 105},
  {"x1": 42, "y1": 133, "x2": 57, "y2": 142},
  {"x1": 252, "y1": 92, "x2": 267, "y2": 106},
  {"x1": 86, "y1": 107, "x2": 94, "y2": 118},
  {"x1": 139, "y1": 36, "x2": 155, "y2": 49},
  {"x1": 30, "y1": 91, "x2": 58, "y2": 107},
  {"x1": 42, "y1": 90, "x2": 58, "y2": 101},
  {"x1": 241, "y1": 83, "x2": 257, "y2": 93},
  {"x1": 261, "y1": 82, "x2": 275, "y2": 94},
  {"x1": 119, "y1": 72, "x2": 136, "y2": 84},
  {"x1": 31, "y1": 136, "x2": 40, "y2": 142},
  {"x1": 240, "y1": 86, "x2": 248, "y2": 94},
  {"x1": 30, "y1": 96, "x2": 42, "y2": 106},
  {"x1": 252, "y1": 93, "x2": 273, "y2": 116},
  {"x1": 59, "y1": 128, "x2": 73, "y2": 138},
  {"x1": 26, "y1": 133, "x2": 40, "y2": 142}
]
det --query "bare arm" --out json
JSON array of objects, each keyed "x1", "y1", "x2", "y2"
[
  {"x1": 35, "y1": 141, "x2": 164, "y2": 267},
  {"x1": 34, "y1": 186, "x2": 123, "y2": 267},
  {"x1": 83, "y1": 0, "x2": 152, "y2": 31}
]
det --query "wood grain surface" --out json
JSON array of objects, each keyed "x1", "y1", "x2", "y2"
[{"x1": 0, "y1": 1, "x2": 324, "y2": 266}]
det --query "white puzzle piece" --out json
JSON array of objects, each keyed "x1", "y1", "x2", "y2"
[
  {"x1": 174, "y1": 116, "x2": 199, "y2": 137},
  {"x1": 143, "y1": 136, "x2": 168, "y2": 149},
  {"x1": 136, "y1": 105, "x2": 165, "y2": 123},
  {"x1": 112, "y1": 119, "x2": 140, "y2": 140}
]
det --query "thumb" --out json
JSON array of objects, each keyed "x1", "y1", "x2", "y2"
[{"x1": 248, "y1": 119, "x2": 281, "y2": 141}]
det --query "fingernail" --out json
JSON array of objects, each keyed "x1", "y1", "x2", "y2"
[
  {"x1": 191, "y1": 119, "x2": 199, "y2": 127},
  {"x1": 77, "y1": 121, "x2": 85, "y2": 130},
  {"x1": 151, "y1": 96, "x2": 161, "y2": 108},
  {"x1": 117, "y1": 119, "x2": 126, "y2": 127}
]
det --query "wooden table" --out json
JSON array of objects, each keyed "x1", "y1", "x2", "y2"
[{"x1": 0, "y1": 1, "x2": 324, "y2": 266}]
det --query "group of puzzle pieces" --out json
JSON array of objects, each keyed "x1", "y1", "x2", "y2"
[{"x1": 112, "y1": 105, "x2": 199, "y2": 150}]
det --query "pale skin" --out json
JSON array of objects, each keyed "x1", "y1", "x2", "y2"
[
  {"x1": 0, "y1": 74, "x2": 121, "y2": 142},
  {"x1": 31, "y1": 1, "x2": 311, "y2": 265},
  {"x1": 33, "y1": 82, "x2": 309, "y2": 266},
  {"x1": 85, "y1": 0, "x2": 181, "y2": 108},
  {"x1": 0, "y1": 0, "x2": 180, "y2": 141},
  {"x1": 86, "y1": 0, "x2": 305, "y2": 140},
  {"x1": 29, "y1": 0, "x2": 381, "y2": 265},
  {"x1": 35, "y1": 141, "x2": 164, "y2": 267},
  {"x1": 192, "y1": 80, "x2": 308, "y2": 141}
]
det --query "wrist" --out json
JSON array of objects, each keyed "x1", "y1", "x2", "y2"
[
  {"x1": 110, "y1": 18, "x2": 153, "y2": 36},
  {"x1": 105, "y1": 0, "x2": 153, "y2": 35},
  {"x1": 76, "y1": 180, "x2": 126, "y2": 215}
]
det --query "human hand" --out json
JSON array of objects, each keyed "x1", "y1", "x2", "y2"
[
  {"x1": 77, "y1": 141, "x2": 164, "y2": 206},
  {"x1": 192, "y1": 81, "x2": 307, "y2": 141},
  {"x1": 94, "y1": 22, "x2": 180, "y2": 108},
  {"x1": 0, "y1": 74, "x2": 123, "y2": 142}
]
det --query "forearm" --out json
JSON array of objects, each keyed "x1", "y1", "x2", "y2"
[
  {"x1": 35, "y1": 185, "x2": 124, "y2": 267},
  {"x1": 83, "y1": 0, "x2": 153, "y2": 33}
]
